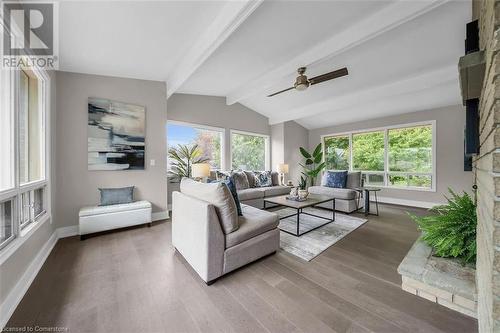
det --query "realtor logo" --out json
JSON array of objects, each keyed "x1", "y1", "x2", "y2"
[{"x1": 1, "y1": 1, "x2": 58, "y2": 69}]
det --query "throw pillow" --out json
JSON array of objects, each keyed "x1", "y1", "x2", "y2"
[
  {"x1": 271, "y1": 171, "x2": 280, "y2": 186},
  {"x1": 255, "y1": 171, "x2": 273, "y2": 187},
  {"x1": 322, "y1": 171, "x2": 348, "y2": 188},
  {"x1": 231, "y1": 171, "x2": 249, "y2": 190},
  {"x1": 243, "y1": 171, "x2": 256, "y2": 188},
  {"x1": 346, "y1": 171, "x2": 361, "y2": 189},
  {"x1": 99, "y1": 186, "x2": 134, "y2": 206},
  {"x1": 180, "y1": 178, "x2": 239, "y2": 234},
  {"x1": 216, "y1": 170, "x2": 231, "y2": 181},
  {"x1": 224, "y1": 178, "x2": 242, "y2": 216}
]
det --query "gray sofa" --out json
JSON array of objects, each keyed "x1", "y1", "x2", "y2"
[
  {"x1": 172, "y1": 180, "x2": 279, "y2": 284},
  {"x1": 308, "y1": 171, "x2": 362, "y2": 213},
  {"x1": 215, "y1": 170, "x2": 291, "y2": 209}
]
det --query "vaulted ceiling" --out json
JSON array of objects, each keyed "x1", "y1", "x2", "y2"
[{"x1": 59, "y1": 0, "x2": 471, "y2": 129}]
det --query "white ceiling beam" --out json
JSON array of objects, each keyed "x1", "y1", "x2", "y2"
[
  {"x1": 226, "y1": 0, "x2": 449, "y2": 105},
  {"x1": 268, "y1": 65, "x2": 458, "y2": 125},
  {"x1": 166, "y1": 0, "x2": 264, "y2": 98}
]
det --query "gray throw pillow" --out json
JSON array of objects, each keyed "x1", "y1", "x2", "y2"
[
  {"x1": 243, "y1": 171, "x2": 256, "y2": 188},
  {"x1": 271, "y1": 171, "x2": 280, "y2": 186},
  {"x1": 231, "y1": 171, "x2": 249, "y2": 190},
  {"x1": 99, "y1": 186, "x2": 134, "y2": 206}
]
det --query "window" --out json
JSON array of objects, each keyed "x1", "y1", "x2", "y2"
[
  {"x1": 388, "y1": 125, "x2": 433, "y2": 189},
  {"x1": 231, "y1": 131, "x2": 270, "y2": 171},
  {"x1": 167, "y1": 121, "x2": 224, "y2": 171},
  {"x1": 324, "y1": 135, "x2": 349, "y2": 170},
  {"x1": 0, "y1": 65, "x2": 49, "y2": 251},
  {"x1": 322, "y1": 122, "x2": 435, "y2": 190}
]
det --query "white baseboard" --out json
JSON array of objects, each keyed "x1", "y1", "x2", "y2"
[
  {"x1": 56, "y1": 225, "x2": 78, "y2": 238},
  {"x1": 0, "y1": 232, "x2": 58, "y2": 329},
  {"x1": 376, "y1": 196, "x2": 441, "y2": 209},
  {"x1": 152, "y1": 210, "x2": 169, "y2": 221}
]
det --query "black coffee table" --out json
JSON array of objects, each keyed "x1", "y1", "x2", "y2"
[{"x1": 264, "y1": 194, "x2": 335, "y2": 237}]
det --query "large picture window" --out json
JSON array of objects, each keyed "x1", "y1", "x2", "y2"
[
  {"x1": 167, "y1": 121, "x2": 224, "y2": 171},
  {"x1": 230, "y1": 130, "x2": 270, "y2": 171},
  {"x1": 0, "y1": 66, "x2": 49, "y2": 251},
  {"x1": 322, "y1": 122, "x2": 435, "y2": 190}
]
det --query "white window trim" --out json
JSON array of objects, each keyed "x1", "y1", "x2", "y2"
[
  {"x1": 167, "y1": 119, "x2": 226, "y2": 172},
  {"x1": 320, "y1": 120, "x2": 436, "y2": 192},
  {"x1": 0, "y1": 64, "x2": 52, "y2": 255},
  {"x1": 229, "y1": 129, "x2": 270, "y2": 171}
]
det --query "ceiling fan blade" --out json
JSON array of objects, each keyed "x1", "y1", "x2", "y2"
[
  {"x1": 267, "y1": 86, "x2": 295, "y2": 97},
  {"x1": 309, "y1": 67, "x2": 348, "y2": 85}
]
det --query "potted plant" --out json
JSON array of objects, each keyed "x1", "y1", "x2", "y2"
[
  {"x1": 168, "y1": 144, "x2": 209, "y2": 181},
  {"x1": 298, "y1": 176, "x2": 308, "y2": 199},
  {"x1": 409, "y1": 189, "x2": 477, "y2": 265},
  {"x1": 299, "y1": 143, "x2": 326, "y2": 187}
]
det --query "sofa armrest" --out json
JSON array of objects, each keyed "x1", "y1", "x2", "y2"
[{"x1": 172, "y1": 191, "x2": 225, "y2": 282}]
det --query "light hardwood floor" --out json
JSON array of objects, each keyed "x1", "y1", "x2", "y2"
[{"x1": 7, "y1": 204, "x2": 478, "y2": 332}]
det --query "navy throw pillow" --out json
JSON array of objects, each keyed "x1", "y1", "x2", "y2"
[
  {"x1": 225, "y1": 178, "x2": 243, "y2": 216},
  {"x1": 324, "y1": 171, "x2": 348, "y2": 188}
]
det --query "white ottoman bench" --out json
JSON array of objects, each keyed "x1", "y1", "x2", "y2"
[{"x1": 79, "y1": 200, "x2": 152, "y2": 239}]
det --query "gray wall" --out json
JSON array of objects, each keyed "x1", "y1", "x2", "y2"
[
  {"x1": 308, "y1": 105, "x2": 473, "y2": 205},
  {"x1": 284, "y1": 121, "x2": 309, "y2": 185},
  {"x1": 55, "y1": 72, "x2": 168, "y2": 228},
  {"x1": 167, "y1": 93, "x2": 270, "y2": 204},
  {"x1": 0, "y1": 71, "x2": 57, "y2": 316}
]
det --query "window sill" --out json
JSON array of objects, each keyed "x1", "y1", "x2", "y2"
[
  {"x1": 0, "y1": 213, "x2": 50, "y2": 266},
  {"x1": 366, "y1": 185, "x2": 436, "y2": 192}
]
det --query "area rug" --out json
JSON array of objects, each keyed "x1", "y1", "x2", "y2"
[{"x1": 276, "y1": 207, "x2": 368, "y2": 261}]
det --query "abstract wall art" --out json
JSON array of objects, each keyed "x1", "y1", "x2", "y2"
[{"x1": 88, "y1": 97, "x2": 145, "y2": 170}]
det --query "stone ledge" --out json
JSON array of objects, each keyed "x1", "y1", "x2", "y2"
[{"x1": 398, "y1": 239, "x2": 477, "y2": 318}]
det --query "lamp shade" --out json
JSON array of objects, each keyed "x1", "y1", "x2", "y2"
[
  {"x1": 277, "y1": 164, "x2": 289, "y2": 174},
  {"x1": 191, "y1": 163, "x2": 210, "y2": 178}
]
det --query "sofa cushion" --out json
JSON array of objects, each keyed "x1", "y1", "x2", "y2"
[
  {"x1": 237, "y1": 188, "x2": 265, "y2": 201},
  {"x1": 244, "y1": 171, "x2": 256, "y2": 188},
  {"x1": 226, "y1": 205, "x2": 279, "y2": 248},
  {"x1": 346, "y1": 171, "x2": 361, "y2": 189},
  {"x1": 321, "y1": 170, "x2": 348, "y2": 188},
  {"x1": 308, "y1": 186, "x2": 357, "y2": 200},
  {"x1": 231, "y1": 171, "x2": 249, "y2": 190},
  {"x1": 180, "y1": 178, "x2": 239, "y2": 234},
  {"x1": 263, "y1": 186, "x2": 291, "y2": 197}
]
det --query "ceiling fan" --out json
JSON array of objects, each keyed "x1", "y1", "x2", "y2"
[{"x1": 267, "y1": 66, "x2": 348, "y2": 97}]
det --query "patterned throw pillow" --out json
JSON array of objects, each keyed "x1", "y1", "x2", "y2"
[
  {"x1": 255, "y1": 171, "x2": 273, "y2": 187},
  {"x1": 216, "y1": 170, "x2": 231, "y2": 181},
  {"x1": 322, "y1": 170, "x2": 348, "y2": 188}
]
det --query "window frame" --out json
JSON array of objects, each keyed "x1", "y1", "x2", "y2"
[
  {"x1": 321, "y1": 120, "x2": 436, "y2": 192},
  {"x1": 229, "y1": 129, "x2": 270, "y2": 171},
  {"x1": 167, "y1": 120, "x2": 226, "y2": 172},
  {"x1": 0, "y1": 63, "x2": 51, "y2": 255}
]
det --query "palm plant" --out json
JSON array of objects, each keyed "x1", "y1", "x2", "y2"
[
  {"x1": 409, "y1": 189, "x2": 477, "y2": 265},
  {"x1": 168, "y1": 144, "x2": 209, "y2": 181},
  {"x1": 299, "y1": 143, "x2": 326, "y2": 187}
]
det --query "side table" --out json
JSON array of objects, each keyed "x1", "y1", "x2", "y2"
[{"x1": 355, "y1": 187, "x2": 381, "y2": 216}]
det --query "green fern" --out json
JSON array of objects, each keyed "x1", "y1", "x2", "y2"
[{"x1": 408, "y1": 189, "x2": 477, "y2": 265}]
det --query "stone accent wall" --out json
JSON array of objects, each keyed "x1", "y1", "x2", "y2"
[
  {"x1": 402, "y1": 276, "x2": 477, "y2": 318},
  {"x1": 475, "y1": 1, "x2": 500, "y2": 331}
]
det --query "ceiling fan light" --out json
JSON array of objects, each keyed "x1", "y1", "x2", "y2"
[{"x1": 295, "y1": 83, "x2": 308, "y2": 91}]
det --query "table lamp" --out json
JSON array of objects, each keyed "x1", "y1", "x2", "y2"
[
  {"x1": 191, "y1": 163, "x2": 210, "y2": 182},
  {"x1": 277, "y1": 163, "x2": 289, "y2": 186}
]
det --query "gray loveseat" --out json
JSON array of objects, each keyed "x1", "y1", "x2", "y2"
[{"x1": 308, "y1": 171, "x2": 362, "y2": 213}]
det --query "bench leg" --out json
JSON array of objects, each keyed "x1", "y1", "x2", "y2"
[{"x1": 80, "y1": 235, "x2": 86, "y2": 241}]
